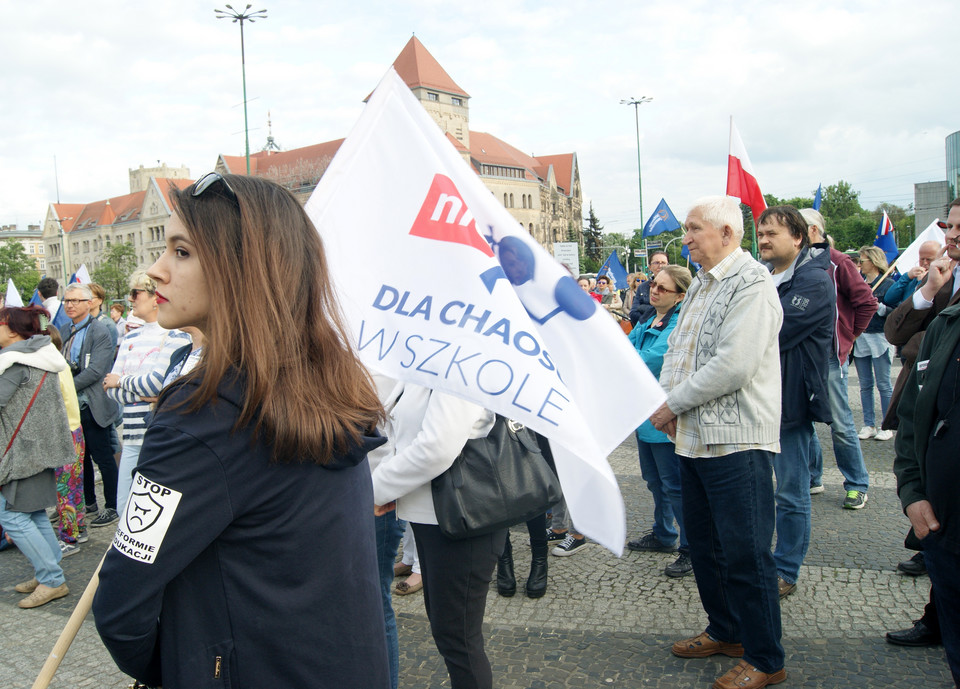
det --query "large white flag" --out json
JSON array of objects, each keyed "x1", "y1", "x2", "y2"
[
  {"x1": 894, "y1": 218, "x2": 946, "y2": 275},
  {"x1": 306, "y1": 69, "x2": 665, "y2": 553}
]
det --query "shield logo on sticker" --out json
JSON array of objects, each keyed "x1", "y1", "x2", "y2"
[{"x1": 125, "y1": 491, "x2": 164, "y2": 533}]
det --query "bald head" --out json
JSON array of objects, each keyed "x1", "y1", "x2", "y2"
[{"x1": 918, "y1": 240, "x2": 940, "y2": 265}]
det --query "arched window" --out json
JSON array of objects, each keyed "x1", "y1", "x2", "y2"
[
  {"x1": 504, "y1": 193, "x2": 508, "y2": 207},
  {"x1": 509, "y1": 193, "x2": 514, "y2": 208}
]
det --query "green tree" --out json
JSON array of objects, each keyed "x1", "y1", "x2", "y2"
[
  {"x1": 93, "y1": 242, "x2": 139, "y2": 300},
  {"x1": 583, "y1": 203, "x2": 604, "y2": 265},
  {"x1": 0, "y1": 243, "x2": 41, "y2": 302},
  {"x1": 820, "y1": 180, "x2": 863, "y2": 220}
]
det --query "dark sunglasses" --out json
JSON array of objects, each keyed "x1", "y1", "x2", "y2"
[
  {"x1": 192, "y1": 172, "x2": 239, "y2": 205},
  {"x1": 129, "y1": 289, "x2": 153, "y2": 299}
]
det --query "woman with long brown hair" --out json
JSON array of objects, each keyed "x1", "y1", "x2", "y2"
[{"x1": 93, "y1": 173, "x2": 390, "y2": 688}]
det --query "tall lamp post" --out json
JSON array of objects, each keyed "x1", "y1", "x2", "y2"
[
  {"x1": 56, "y1": 216, "x2": 72, "y2": 285},
  {"x1": 215, "y1": 4, "x2": 268, "y2": 175},
  {"x1": 621, "y1": 96, "x2": 653, "y2": 270}
]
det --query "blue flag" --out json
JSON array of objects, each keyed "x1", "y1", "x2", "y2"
[
  {"x1": 599, "y1": 250, "x2": 629, "y2": 290},
  {"x1": 28, "y1": 289, "x2": 42, "y2": 306},
  {"x1": 813, "y1": 183, "x2": 822, "y2": 211},
  {"x1": 874, "y1": 210, "x2": 898, "y2": 264},
  {"x1": 681, "y1": 244, "x2": 701, "y2": 272},
  {"x1": 52, "y1": 303, "x2": 71, "y2": 330},
  {"x1": 642, "y1": 198, "x2": 682, "y2": 237}
]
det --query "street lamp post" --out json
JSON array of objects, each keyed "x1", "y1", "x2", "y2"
[
  {"x1": 621, "y1": 96, "x2": 653, "y2": 271},
  {"x1": 56, "y1": 217, "x2": 72, "y2": 285},
  {"x1": 215, "y1": 4, "x2": 268, "y2": 176}
]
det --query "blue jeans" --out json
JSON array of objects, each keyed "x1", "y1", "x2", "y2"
[
  {"x1": 0, "y1": 492, "x2": 65, "y2": 587},
  {"x1": 679, "y1": 450, "x2": 784, "y2": 674},
  {"x1": 637, "y1": 437, "x2": 687, "y2": 550},
  {"x1": 922, "y1": 531, "x2": 960, "y2": 686},
  {"x1": 853, "y1": 352, "x2": 893, "y2": 428},
  {"x1": 808, "y1": 357, "x2": 870, "y2": 493},
  {"x1": 773, "y1": 424, "x2": 812, "y2": 584},
  {"x1": 375, "y1": 511, "x2": 405, "y2": 689}
]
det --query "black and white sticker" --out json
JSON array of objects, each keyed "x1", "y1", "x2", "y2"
[{"x1": 113, "y1": 472, "x2": 182, "y2": 564}]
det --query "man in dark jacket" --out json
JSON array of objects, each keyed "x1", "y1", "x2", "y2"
[
  {"x1": 59, "y1": 283, "x2": 121, "y2": 527},
  {"x1": 883, "y1": 198, "x2": 960, "y2": 649},
  {"x1": 629, "y1": 251, "x2": 669, "y2": 325},
  {"x1": 759, "y1": 207, "x2": 835, "y2": 599},
  {"x1": 893, "y1": 302, "x2": 960, "y2": 684},
  {"x1": 800, "y1": 208, "x2": 877, "y2": 509}
]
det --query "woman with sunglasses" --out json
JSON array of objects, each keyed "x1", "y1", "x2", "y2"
[
  {"x1": 93, "y1": 173, "x2": 390, "y2": 688},
  {"x1": 0, "y1": 305, "x2": 76, "y2": 608},
  {"x1": 596, "y1": 274, "x2": 623, "y2": 315},
  {"x1": 626, "y1": 265, "x2": 694, "y2": 577},
  {"x1": 102, "y1": 271, "x2": 191, "y2": 517}
]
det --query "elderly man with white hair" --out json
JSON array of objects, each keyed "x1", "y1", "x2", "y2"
[{"x1": 649, "y1": 196, "x2": 786, "y2": 689}]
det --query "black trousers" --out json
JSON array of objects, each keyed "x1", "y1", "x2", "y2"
[
  {"x1": 80, "y1": 407, "x2": 118, "y2": 511},
  {"x1": 412, "y1": 523, "x2": 506, "y2": 689}
]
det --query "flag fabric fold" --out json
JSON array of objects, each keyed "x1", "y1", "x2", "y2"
[
  {"x1": 599, "y1": 251, "x2": 629, "y2": 290},
  {"x1": 874, "y1": 210, "x2": 898, "y2": 264},
  {"x1": 642, "y1": 198, "x2": 682, "y2": 237},
  {"x1": 306, "y1": 68, "x2": 666, "y2": 553},
  {"x1": 894, "y1": 219, "x2": 945, "y2": 275},
  {"x1": 726, "y1": 118, "x2": 766, "y2": 223},
  {"x1": 5, "y1": 279, "x2": 23, "y2": 307},
  {"x1": 813, "y1": 183, "x2": 823, "y2": 211}
]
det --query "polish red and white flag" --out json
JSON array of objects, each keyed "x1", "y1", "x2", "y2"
[{"x1": 726, "y1": 117, "x2": 766, "y2": 222}]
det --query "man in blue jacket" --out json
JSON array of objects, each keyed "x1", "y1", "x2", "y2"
[{"x1": 758, "y1": 206, "x2": 835, "y2": 599}]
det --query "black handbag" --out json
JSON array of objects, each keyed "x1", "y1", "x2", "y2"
[{"x1": 431, "y1": 415, "x2": 563, "y2": 540}]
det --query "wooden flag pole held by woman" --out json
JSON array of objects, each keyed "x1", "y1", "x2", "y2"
[{"x1": 32, "y1": 551, "x2": 106, "y2": 689}]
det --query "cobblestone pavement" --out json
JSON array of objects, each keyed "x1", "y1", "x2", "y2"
[{"x1": 1, "y1": 362, "x2": 954, "y2": 687}]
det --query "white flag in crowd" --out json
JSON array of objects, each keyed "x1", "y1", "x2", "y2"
[
  {"x1": 895, "y1": 218, "x2": 946, "y2": 275},
  {"x1": 306, "y1": 69, "x2": 665, "y2": 552}
]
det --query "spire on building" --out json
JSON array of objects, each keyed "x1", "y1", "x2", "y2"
[{"x1": 262, "y1": 111, "x2": 282, "y2": 153}]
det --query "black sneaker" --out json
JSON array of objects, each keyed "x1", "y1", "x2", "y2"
[
  {"x1": 897, "y1": 552, "x2": 926, "y2": 576},
  {"x1": 85, "y1": 505, "x2": 99, "y2": 516},
  {"x1": 90, "y1": 508, "x2": 119, "y2": 528},
  {"x1": 546, "y1": 529, "x2": 568, "y2": 542},
  {"x1": 665, "y1": 552, "x2": 693, "y2": 577},
  {"x1": 627, "y1": 532, "x2": 677, "y2": 553},
  {"x1": 551, "y1": 535, "x2": 587, "y2": 557}
]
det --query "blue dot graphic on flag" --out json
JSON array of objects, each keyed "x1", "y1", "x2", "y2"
[{"x1": 481, "y1": 232, "x2": 596, "y2": 324}]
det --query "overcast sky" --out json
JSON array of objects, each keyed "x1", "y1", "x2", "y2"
[{"x1": 2, "y1": 0, "x2": 956, "y2": 233}]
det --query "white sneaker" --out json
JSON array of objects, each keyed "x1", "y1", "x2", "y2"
[
  {"x1": 857, "y1": 426, "x2": 877, "y2": 440},
  {"x1": 874, "y1": 429, "x2": 894, "y2": 441}
]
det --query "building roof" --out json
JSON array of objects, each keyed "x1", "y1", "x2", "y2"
[
  {"x1": 219, "y1": 140, "x2": 344, "y2": 189},
  {"x1": 49, "y1": 204, "x2": 85, "y2": 232},
  {"x1": 391, "y1": 36, "x2": 469, "y2": 98},
  {"x1": 53, "y1": 178, "x2": 193, "y2": 234},
  {"x1": 533, "y1": 153, "x2": 577, "y2": 196}
]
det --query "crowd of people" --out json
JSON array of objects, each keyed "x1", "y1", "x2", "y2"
[{"x1": 1, "y1": 181, "x2": 957, "y2": 688}]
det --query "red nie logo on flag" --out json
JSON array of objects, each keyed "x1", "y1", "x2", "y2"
[{"x1": 409, "y1": 174, "x2": 494, "y2": 257}]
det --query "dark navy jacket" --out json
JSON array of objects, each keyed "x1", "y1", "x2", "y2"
[
  {"x1": 771, "y1": 247, "x2": 835, "y2": 429},
  {"x1": 93, "y1": 370, "x2": 390, "y2": 689}
]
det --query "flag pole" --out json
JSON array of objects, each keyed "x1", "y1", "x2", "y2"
[{"x1": 32, "y1": 551, "x2": 107, "y2": 689}]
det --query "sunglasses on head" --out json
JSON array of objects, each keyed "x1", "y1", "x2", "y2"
[{"x1": 192, "y1": 172, "x2": 239, "y2": 206}]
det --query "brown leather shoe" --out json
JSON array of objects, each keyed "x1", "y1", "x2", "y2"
[
  {"x1": 713, "y1": 660, "x2": 787, "y2": 689},
  {"x1": 14, "y1": 578, "x2": 39, "y2": 594},
  {"x1": 777, "y1": 577, "x2": 796, "y2": 599},
  {"x1": 18, "y1": 583, "x2": 69, "y2": 609},
  {"x1": 672, "y1": 631, "x2": 744, "y2": 658}
]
